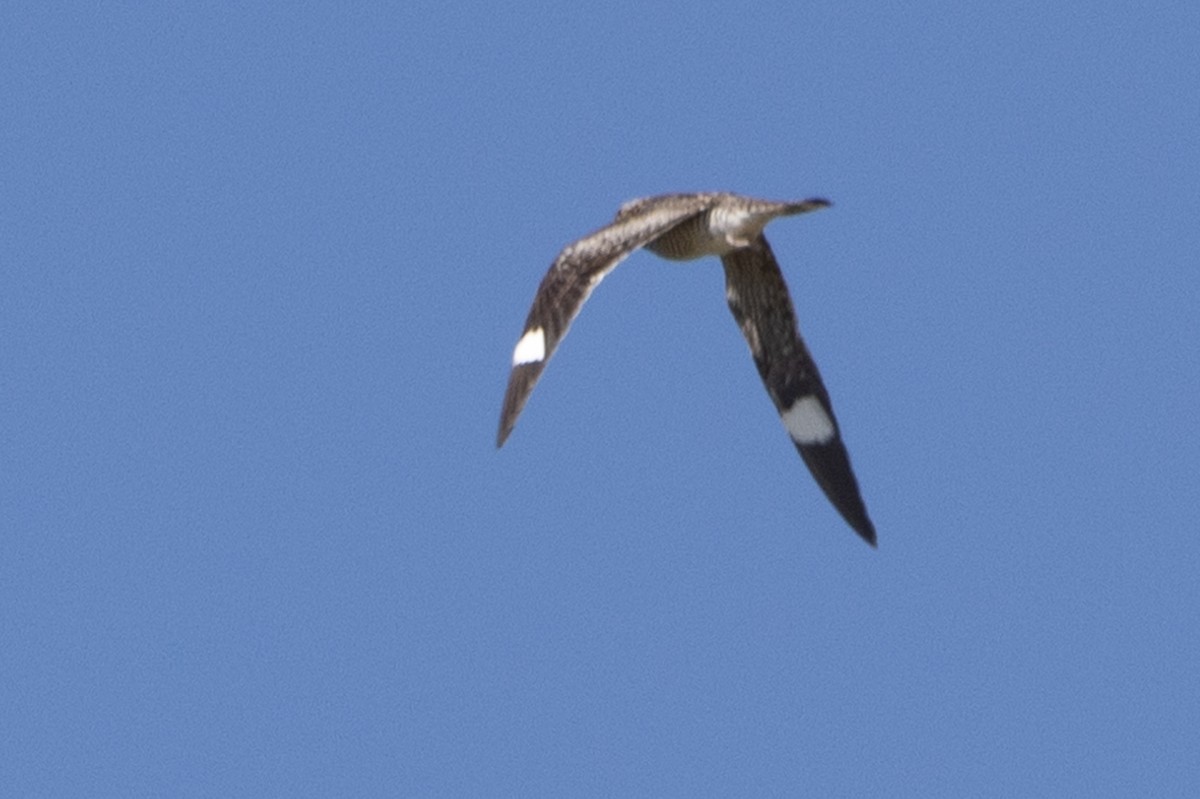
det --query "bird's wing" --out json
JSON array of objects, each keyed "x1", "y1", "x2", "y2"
[
  {"x1": 497, "y1": 197, "x2": 713, "y2": 447},
  {"x1": 721, "y1": 235, "x2": 876, "y2": 545}
]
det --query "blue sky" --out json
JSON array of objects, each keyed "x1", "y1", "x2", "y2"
[{"x1": 4, "y1": 2, "x2": 1198, "y2": 795}]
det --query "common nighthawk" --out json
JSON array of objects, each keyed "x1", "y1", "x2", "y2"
[{"x1": 497, "y1": 192, "x2": 876, "y2": 546}]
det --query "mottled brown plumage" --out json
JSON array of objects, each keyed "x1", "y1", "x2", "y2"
[{"x1": 497, "y1": 192, "x2": 876, "y2": 546}]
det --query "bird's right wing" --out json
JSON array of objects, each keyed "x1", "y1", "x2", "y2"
[
  {"x1": 721, "y1": 235, "x2": 877, "y2": 545},
  {"x1": 497, "y1": 197, "x2": 713, "y2": 447}
]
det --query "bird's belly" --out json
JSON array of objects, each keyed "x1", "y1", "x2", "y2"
[{"x1": 645, "y1": 214, "x2": 734, "y2": 261}]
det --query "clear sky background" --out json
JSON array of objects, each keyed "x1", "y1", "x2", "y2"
[{"x1": 4, "y1": 3, "x2": 1198, "y2": 796}]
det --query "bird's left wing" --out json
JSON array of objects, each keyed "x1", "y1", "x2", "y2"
[{"x1": 497, "y1": 197, "x2": 713, "y2": 447}]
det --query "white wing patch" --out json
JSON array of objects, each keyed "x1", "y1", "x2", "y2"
[
  {"x1": 512, "y1": 326, "x2": 546, "y2": 365},
  {"x1": 781, "y1": 395, "x2": 836, "y2": 444}
]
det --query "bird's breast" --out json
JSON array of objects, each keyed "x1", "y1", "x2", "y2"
[{"x1": 645, "y1": 210, "x2": 739, "y2": 261}]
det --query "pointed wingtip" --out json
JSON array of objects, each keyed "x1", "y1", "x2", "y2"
[
  {"x1": 496, "y1": 390, "x2": 521, "y2": 449},
  {"x1": 496, "y1": 415, "x2": 516, "y2": 449},
  {"x1": 855, "y1": 519, "x2": 878, "y2": 548}
]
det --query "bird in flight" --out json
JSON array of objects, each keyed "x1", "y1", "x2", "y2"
[{"x1": 496, "y1": 192, "x2": 876, "y2": 546}]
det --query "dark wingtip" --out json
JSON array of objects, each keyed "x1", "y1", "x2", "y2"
[
  {"x1": 847, "y1": 511, "x2": 877, "y2": 548},
  {"x1": 496, "y1": 405, "x2": 517, "y2": 448},
  {"x1": 496, "y1": 387, "x2": 521, "y2": 449},
  {"x1": 795, "y1": 444, "x2": 876, "y2": 548}
]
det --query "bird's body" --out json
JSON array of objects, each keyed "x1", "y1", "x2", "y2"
[{"x1": 497, "y1": 192, "x2": 877, "y2": 546}]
